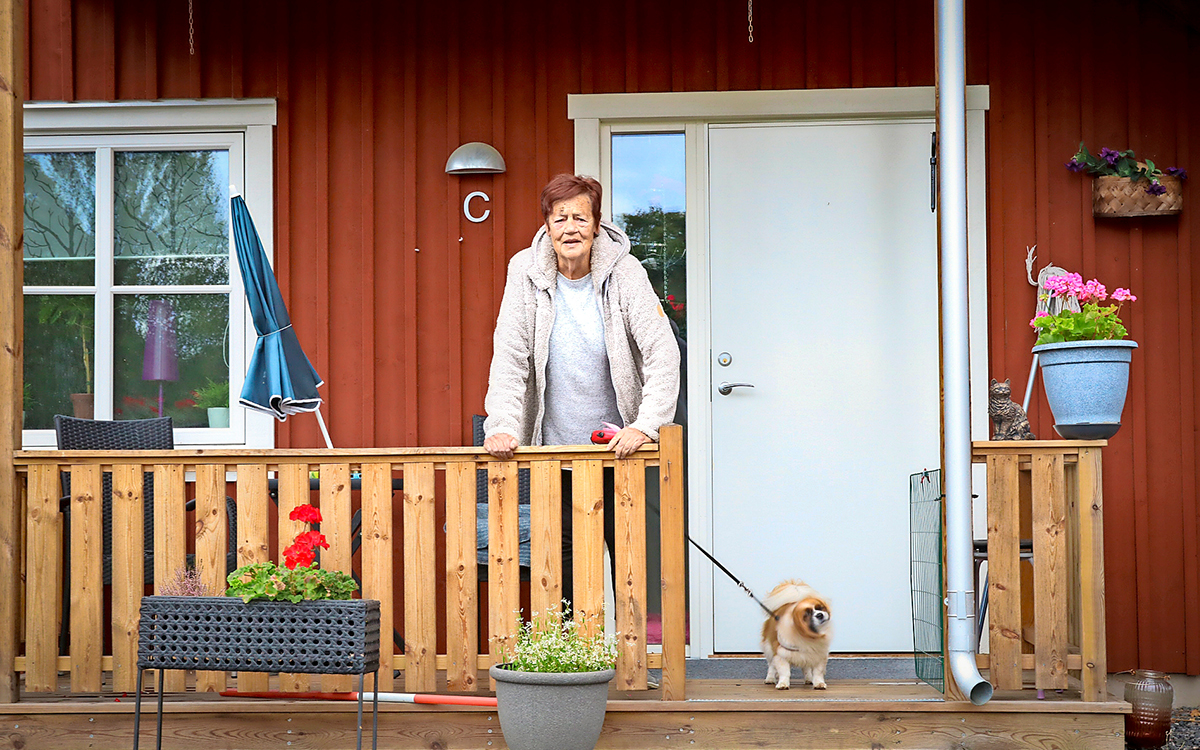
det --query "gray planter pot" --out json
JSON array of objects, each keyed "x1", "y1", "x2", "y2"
[
  {"x1": 489, "y1": 664, "x2": 614, "y2": 750},
  {"x1": 1032, "y1": 339, "x2": 1138, "y2": 440}
]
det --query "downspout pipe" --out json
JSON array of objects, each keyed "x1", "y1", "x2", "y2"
[{"x1": 936, "y1": 0, "x2": 993, "y2": 705}]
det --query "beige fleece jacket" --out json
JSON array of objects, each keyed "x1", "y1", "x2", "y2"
[{"x1": 483, "y1": 220, "x2": 680, "y2": 445}]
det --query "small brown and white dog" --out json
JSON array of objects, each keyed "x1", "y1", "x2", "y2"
[{"x1": 760, "y1": 580, "x2": 833, "y2": 690}]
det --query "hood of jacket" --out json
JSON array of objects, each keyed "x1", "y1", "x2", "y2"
[{"x1": 525, "y1": 219, "x2": 632, "y2": 293}]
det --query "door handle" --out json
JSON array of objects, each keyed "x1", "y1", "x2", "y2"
[{"x1": 717, "y1": 381, "x2": 755, "y2": 396}]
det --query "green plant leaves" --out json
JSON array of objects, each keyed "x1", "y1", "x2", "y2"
[
  {"x1": 225, "y1": 561, "x2": 358, "y2": 603},
  {"x1": 1033, "y1": 302, "x2": 1130, "y2": 346}
]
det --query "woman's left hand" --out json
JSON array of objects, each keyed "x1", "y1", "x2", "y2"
[{"x1": 608, "y1": 427, "x2": 650, "y2": 459}]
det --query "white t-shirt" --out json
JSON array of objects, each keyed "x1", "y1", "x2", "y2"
[{"x1": 541, "y1": 273, "x2": 622, "y2": 445}]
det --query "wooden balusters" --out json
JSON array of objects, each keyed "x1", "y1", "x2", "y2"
[
  {"x1": 976, "y1": 442, "x2": 1108, "y2": 700},
  {"x1": 659, "y1": 424, "x2": 687, "y2": 701},
  {"x1": 276, "y1": 463, "x2": 311, "y2": 692},
  {"x1": 444, "y1": 461, "x2": 477, "y2": 691},
  {"x1": 488, "y1": 461, "x2": 521, "y2": 680},
  {"x1": 194, "y1": 463, "x2": 228, "y2": 693},
  {"x1": 69, "y1": 464, "x2": 102, "y2": 692},
  {"x1": 153, "y1": 464, "x2": 188, "y2": 692},
  {"x1": 12, "y1": 443, "x2": 673, "y2": 700},
  {"x1": 320, "y1": 463, "x2": 353, "y2": 693},
  {"x1": 110, "y1": 464, "x2": 144, "y2": 692},
  {"x1": 235, "y1": 464, "x2": 270, "y2": 692},
  {"x1": 572, "y1": 459, "x2": 605, "y2": 638},
  {"x1": 402, "y1": 462, "x2": 436, "y2": 692},
  {"x1": 529, "y1": 461, "x2": 562, "y2": 618},
  {"x1": 614, "y1": 459, "x2": 647, "y2": 690},
  {"x1": 23, "y1": 464, "x2": 60, "y2": 692},
  {"x1": 361, "y1": 461, "x2": 395, "y2": 691}
]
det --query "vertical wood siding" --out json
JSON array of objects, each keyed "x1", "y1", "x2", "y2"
[{"x1": 25, "y1": 0, "x2": 1200, "y2": 674}]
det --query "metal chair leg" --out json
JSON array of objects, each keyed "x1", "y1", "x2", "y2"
[
  {"x1": 372, "y1": 669, "x2": 379, "y2": 750},
  {"x1": 356, "y1": 672, "x2": 365, "y2": 750},
  {"x1": 133, "y1": 669, "x2": 144, "y2": 750},
  {"x1": 155, "y1": 669, "x2": 165, "y2": 750}
]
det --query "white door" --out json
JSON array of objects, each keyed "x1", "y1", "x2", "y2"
[{"x1": 708, "y1": 120, "x2": 941, "y2": 652}]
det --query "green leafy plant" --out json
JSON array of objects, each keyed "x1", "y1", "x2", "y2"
[
  {"x1": 498, "y1": 605, "x2": 617, "y2": 673},
  {"x1": 192, "y1": 378, "x2": 230, "y2": 410},
  {"x1": 37, "y1": 296, "x2": 94, "y2": 394},
  {"x1": 225, "y1": 503, "x2": 358, "y2": 603},
  {"x1": 1031, "y1": 273, "x2": 1137, "y2": 345},
  {"x1": 1066, "y1": 143, "x2": 1187, "y2": 195}
]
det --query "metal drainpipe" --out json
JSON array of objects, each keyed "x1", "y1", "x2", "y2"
[{"x1": 936, "y1": 0, "x2": 993, "y2": 705}]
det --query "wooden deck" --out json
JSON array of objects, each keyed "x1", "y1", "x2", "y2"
[{"x1": 2, "y1": 674, "x2": 1127, "y2": 749}]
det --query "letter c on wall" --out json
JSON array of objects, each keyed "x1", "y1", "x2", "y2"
[{"x1": 464, "y1": 191, "x2": 491, "y2": 223}]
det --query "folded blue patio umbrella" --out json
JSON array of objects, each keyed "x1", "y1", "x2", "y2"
[{"x1": 231, "y1": 192, "x2": 332, "y2": 447}]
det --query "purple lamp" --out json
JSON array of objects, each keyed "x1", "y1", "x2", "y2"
[{"x1": 142, "y1": 300, "x2": 179, "y2": 417}]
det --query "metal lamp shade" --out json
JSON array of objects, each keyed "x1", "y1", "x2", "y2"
[{"x1": 445, "y1": 142, "x2": 506, "y2": 174}]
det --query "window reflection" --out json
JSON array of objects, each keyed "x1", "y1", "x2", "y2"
[
  {"x1": 612, "y1": 133, "x2": 686, "y2": 336},
  {"x1": 113, "y1": 150, "x2": 230, "y2": 286},
  {"x1": 113, "y1": 294, "x2": 229, "y2": 427},
  {"x1": 24, "y1": 153, "x2": 96, "y2": 286},
  {"x1": 24, "y1": 294, "x2": 95, "y2": 428}
]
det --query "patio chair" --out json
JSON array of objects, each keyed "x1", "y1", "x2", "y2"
[
  {"x1": 472, "y1": 415, "x2": 531, "y2": 579},
  {"x1": 56, "y1": 415, "x2": 238, "y2": 654}
]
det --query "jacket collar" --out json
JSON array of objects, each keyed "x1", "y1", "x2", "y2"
[{"x1": 527, "y1": 219, "x2": 631, "y2": 293}]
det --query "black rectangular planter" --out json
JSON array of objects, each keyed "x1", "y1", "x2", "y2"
[
  {"x1": 137, "y1": 595, "x2": 381, "y2": 674},
  {"x1": 134, "y1": 595, "x2": 382, "y2": 750}
]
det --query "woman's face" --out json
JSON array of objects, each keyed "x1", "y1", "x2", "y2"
[{"x1": 546, "y1": 194, "x2": 597, "y2": 276}]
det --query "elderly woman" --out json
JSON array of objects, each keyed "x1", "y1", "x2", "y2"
[
  {"x1": 483, "y1": 173, "x2": 680, "y2": 457},
  {"x1": 483, "y1": 173, "x2": 680, "y2": 601}
]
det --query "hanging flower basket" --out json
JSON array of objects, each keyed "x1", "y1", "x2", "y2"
[{"x1": 1093, "y1": 174, "x2": 1183, "y2": 217}]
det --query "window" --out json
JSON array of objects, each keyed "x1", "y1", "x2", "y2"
[
  {"x1": 611, "y1": 132, "x2": 687, "y2": 337},
  {"x1": 22, "y1": 101, "x2": 276, "y2": 448}
]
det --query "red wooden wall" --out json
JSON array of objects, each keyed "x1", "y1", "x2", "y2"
[{"x1": 24, "y1": 0, "x2": 1200, "y2": 675}]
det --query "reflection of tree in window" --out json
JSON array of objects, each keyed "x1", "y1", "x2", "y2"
[
  {"x1": 621, "y1": 206, "x2": 686, "y2": 336},
  {"x1": 114, "y1": 151, "x2": 229, "y2": 286},
  {"x1": 24, "y1": 153, "x2": 96, "y2": 286}
]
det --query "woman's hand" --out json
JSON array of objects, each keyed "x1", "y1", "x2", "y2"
[
  {"x1": 484, "y1": 433, "x2": 519, "y2": 460},
  {"x1": 608, "y1": 427, "x2": 649, "y2": 459}
]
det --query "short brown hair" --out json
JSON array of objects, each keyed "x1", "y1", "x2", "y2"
[{"x1": 539, "y1": 174, "x2": 603, "y2": 226}]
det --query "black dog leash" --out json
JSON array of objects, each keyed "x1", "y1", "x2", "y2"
[{"x1": 644, "y1": 498, "x2": 778, "y2": 621}]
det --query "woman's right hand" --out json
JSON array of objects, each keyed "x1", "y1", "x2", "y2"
[{"x1": 483, "y1": 432, "x2": 519, "y2": 460}]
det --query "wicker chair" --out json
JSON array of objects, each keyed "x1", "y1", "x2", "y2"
[{"x1": 55, "y1": 415, "x2": 238, "y2": 653}]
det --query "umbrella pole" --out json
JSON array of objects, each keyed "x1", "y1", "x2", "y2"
[{"x1": 315, "y1": 406, "x2": 334, "y2": 449}]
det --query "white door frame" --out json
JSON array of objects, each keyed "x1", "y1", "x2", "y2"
[{"x1": 570, "y1": 86, "x2": 991, "y2": 658}]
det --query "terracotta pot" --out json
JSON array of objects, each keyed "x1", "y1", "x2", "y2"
[{"x1": 70, "y1": 393, "x2": 94, "y2": 419}]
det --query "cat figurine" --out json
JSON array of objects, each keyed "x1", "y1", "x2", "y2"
[{"x1": 989, "y1": 378, "x2": 1035, "y2": 440}]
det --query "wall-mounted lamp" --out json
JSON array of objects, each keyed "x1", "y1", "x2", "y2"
[{"x1": 445, "y1": 142, "x2": 506, "y2": 175}]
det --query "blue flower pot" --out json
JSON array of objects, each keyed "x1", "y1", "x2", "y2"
[{"x1": 1032, "y1": 339, "x2": 1138, "y2": 440}]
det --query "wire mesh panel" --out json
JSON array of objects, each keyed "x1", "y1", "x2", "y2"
[{"x1": 910, "y1": 469, "x2": 944, "y2": 693}]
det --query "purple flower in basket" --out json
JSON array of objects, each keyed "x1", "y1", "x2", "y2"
[
  {"x1": 1166, "y1": 167, "x2": 1188, "y2": 180},
  {"x1": 1146, "y1": 182, "x2": 1167, "y2": 196},
  {"x1": 1066, "y1": 158, "x2": 1086, "y2": 173},
  {"x1": 1099, "y1": 147, "x2": 1122, "y2": 166}
]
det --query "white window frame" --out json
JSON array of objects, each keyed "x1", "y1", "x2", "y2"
[
  {"x1": 570, "y1": 86, "x2": 991, "y2": 658},
  {"x1": 22, "y1": 99, "x2": 277, "y2": 449}
]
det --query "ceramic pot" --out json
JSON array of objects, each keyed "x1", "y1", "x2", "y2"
[
  {"x1": 207, "y1": 407, "x2": 230, "y2": 428},
  {"x1": 489, "y1": 664, "x2": 614, "y2": 750},
  {"x1": 1032, "y1": 340, "x2": 1137, "y2": 440},
  {"x1": 70, "y1": 392, "x2": 94, "y2": 419}
]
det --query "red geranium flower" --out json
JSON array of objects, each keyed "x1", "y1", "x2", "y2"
[
  {"x1": 289, "y1": 504, "x2": 322, "y2": 524},
  {"x1": 294, "y1": 530, "x2": 329, "y2": 551}
]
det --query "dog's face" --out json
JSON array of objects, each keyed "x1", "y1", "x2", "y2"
[{"x1": 790, "y1": 596, "x2": 832, "y2": 639}]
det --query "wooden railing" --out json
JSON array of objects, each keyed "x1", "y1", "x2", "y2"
[
  {"x1": 9, "y1": 424, "x2": 687, "y2": 701},
  {"x1": 972, "y1": 440, "x2": 1107, "y2": 701}
]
